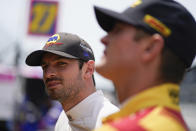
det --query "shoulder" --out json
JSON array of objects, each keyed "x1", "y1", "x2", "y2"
[
  {"x1": 95, "y1": 90, "x2": 119, "y2": 117},
  {"x1": 55, "y1": 111, "x2": 71, "y2": 131},
  {"x1": 139, "y1": 106, "x2": 188, "y2": 131},
  {"x1": 92, "y1": 91, "x2": 119, "y2": 128},
  {"x1": 96, "y1": 98, "x2": 119, "y2": 121},
  {"x1": 95, "y1": 106, "x2": 188, "y2": 131},
  {"x1": 91, "y1": 90, "x2": 119, "y2": 115}
]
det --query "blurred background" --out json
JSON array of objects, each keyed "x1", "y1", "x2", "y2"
[{"x1": 0, "y1": 0, "x2": 195, "y2": 130}]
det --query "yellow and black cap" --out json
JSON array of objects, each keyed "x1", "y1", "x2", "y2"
[
  {"x1": 26, "y1": 32, "x2": 95, "y2": 66},
  {"x1": 94, "y1": 0, "x2": 196, "y2": 68}
]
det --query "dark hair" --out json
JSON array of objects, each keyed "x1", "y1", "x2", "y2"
[
  {"x1": 78, "y1": 59, "x2": 96, "y2": 86},
  {"x1": 160, "y1": 46, "x2": 186, "y2": 84},
  {"x1": 78, "y1": 59, "x2": 85, "y2": 70},
  {"x1": 133, "y1": 27, "x2": 152, "y2": 41},
  {"x1": 134, "y1": 28, "x2": 186, "y2": 84}
]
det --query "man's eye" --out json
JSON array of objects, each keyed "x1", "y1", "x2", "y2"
[
  {"x1": 110, "y1": 27, "x2": 122, "y2": 35},
  {"x1": 58, "y1": 62, "x2": 67, "y2": 66}
]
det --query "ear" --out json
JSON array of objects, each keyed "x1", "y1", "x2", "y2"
[
  {"x1": 82, "y1": 60, "x2": 95, "y2": 80},
  {"x1": 141, "y1": 34, "x2": 164, "y2": 63}
]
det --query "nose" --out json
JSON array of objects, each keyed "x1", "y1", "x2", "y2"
[{"x1": 43, "y1": 66, "x2": 56, "y2": 79}]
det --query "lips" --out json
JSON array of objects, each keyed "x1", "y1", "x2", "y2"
[{"x1": 46, "y1": 80, "x2": 61, "y2": 89}]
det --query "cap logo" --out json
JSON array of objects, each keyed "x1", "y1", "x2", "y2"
[
  {"x1": 144, "y1": 14, "x2": 171, "y2": 37},
  {"x1": 46, "y1": 34, "x2": 61, "y2": 46},
  {"x1": 168, "y1": 88, "x2": 179, "y2": 105},
  {"x1": 131, "y1": 0, "x2": 142, "y2": 8},
  {"x1": 80, "y1": 43, "x2": 93, "y2": 54}
]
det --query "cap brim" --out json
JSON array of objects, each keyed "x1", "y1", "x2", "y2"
[
  {"x1": 94, "y1": 6, "x2": 135, "y2": 32},
  {"x1": 25, "y1": 50, "x2": 78, "y2": 66}
]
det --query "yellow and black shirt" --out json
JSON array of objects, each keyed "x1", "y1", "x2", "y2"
[{"x1": 94, "y1": 83, "x2": 189, "y2": 131}]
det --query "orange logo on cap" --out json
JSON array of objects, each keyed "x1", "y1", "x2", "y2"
[
  {"x1": 144, "y1": 14, "x2": 171, "y2": 37},
  {"x1": 131, "y1": 0, "x2": 142, "y2": 8}
]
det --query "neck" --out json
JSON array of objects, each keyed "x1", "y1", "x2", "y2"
[
  {"x1": 113, "y1": 65, "x2": 162, "y2": 103},
  {"x1": 61, "y1": 81, "x2": 96, "y2": 112}
]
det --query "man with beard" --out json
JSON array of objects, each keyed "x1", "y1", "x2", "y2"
[
  {"x1": 93, "y1": 0, "x2": 196, "y2": 130},
  {"x1": 25, "y1": 32, "x2": 119, "y2": 131}
]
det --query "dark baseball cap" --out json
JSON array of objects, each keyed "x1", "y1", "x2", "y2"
[
  {"x1": 26, "y1": 32, "x2": 95, "y2": 66},
  {"x1": 94, "y1": 0, "x2": 196, "y2": 68}
]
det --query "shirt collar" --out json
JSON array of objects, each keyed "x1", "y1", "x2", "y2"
[
  {"x1": 103, "y1": 83, "x2": 180, "y2": 123},
  {"x1": 66, "y1": 90, "x2": 104, "y2": 121}
]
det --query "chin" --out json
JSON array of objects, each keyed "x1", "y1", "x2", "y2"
[
  {"x1": 96, "y1": 56, "x2": 114, "y2": 79},
  {"x1": 96, "y1": 59, "x2": 105, "y2": 73},
  {"x1": 96, "y1": 65, "x2": 111, "y2": 80},
  {"x1": 47, "y1": 92, "x2": 56, "y2": 99},
  {"x1": 46, "y1": 90, "x2": 59, "y2": 100}
]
